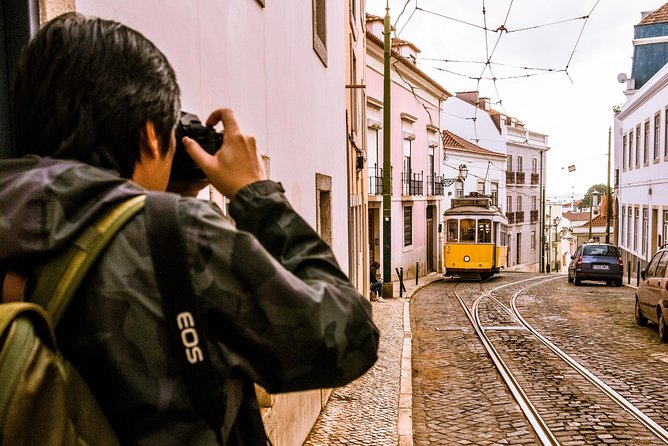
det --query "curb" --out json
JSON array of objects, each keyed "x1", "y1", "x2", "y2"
[{"x1": 397, "y1": 274, "x2": 444, "y2": 446}]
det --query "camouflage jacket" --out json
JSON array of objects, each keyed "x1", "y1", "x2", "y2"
[{"x1": 0, "y1": 157, "x2": 379, "y2": 445}]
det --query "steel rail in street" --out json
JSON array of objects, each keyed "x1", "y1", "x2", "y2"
[
  {"x1": 453, "y1": 280, "x2": 560, "y2": 446},
  {"x1": 509, "y1": 286, "x2": 668, "y2": 445}
]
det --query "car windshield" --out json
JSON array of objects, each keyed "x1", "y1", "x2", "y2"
[{"x1": 582, "y1": 245, "x2": 620, "y2": 257}]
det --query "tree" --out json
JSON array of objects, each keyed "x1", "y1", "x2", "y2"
[{"x1": 578, "y1": 184, "x2": 610, "y2": 210}]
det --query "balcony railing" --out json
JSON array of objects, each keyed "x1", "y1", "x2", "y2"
[
  {"x1": 368, "y1": 165, "x2": 390, "y2": 195},
  {"x1": 515, "y1": 211, "x2": 525, "y2": 223},
  {"x1": 530, "y1": 210, "x2": 539, "y2": 223},
  {"x1": 427, "y1": 175, "x2": 445, "y2": 196},
  {"x1": 506, "y1": 171, "x2": 515, "y2": 184},
  {"x1": 506, "y1": 212, "x2": 515, "y2": 224},
  {"x1": 531, "y1": 173, "x2": 539, "y2": 185},
  {"x1": 516, "y1": 172, "x2": 525, "y2": 184},
  {"x1": 402, "y1": 171, "x2": 424, "y2": 196}
]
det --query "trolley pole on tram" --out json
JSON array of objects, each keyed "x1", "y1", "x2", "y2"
[{"x1": 382, "y1": 2, "x2": 393, "y2": 298}]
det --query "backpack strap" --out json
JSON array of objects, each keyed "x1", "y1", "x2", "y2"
[
  {"x1": 29, "y1": 195, "x2": 147, "y2": 324},
  {"x1": 144, "y1": 193, "x2": 227, "y2": 445}
]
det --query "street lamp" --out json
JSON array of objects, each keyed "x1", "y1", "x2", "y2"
[{"x1": 443, "y1": 164, "x2": 468, "y2": 188}]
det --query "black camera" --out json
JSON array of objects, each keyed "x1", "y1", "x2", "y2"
[{"x1": 171, "y1": 112, "x2": 223, "y2": 180}]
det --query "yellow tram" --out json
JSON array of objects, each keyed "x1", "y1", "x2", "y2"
[{"x1": 443, "y1": 193, "x2": 508, "y2": 280}]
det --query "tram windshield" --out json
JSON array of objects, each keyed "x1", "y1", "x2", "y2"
[
  {"x1": 447, "y1": 219, "x2": 458, "y2": 242},
  {"x1": 460, "y1": 219, "x2": 476, "y2": 242},
  {"x1": 478, "y1": 219, "x2": 492, "y2": 243}
]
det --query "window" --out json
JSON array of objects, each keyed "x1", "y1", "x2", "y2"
[
  {"x1": 636, "y1": 126, "x2": 642, "y2": 167},
  {"x1": 460, "y1": 219, "x2": 476, "y2": 242},
  {"x1": 644, "y1": 121, "x2": 650, "y2": 164},
  {"x1": 629, "y1": 130, "x2": 635, "y2": 169},
  {"x1": 455, "y1": 181, "x2": 463, "y2": 198},
  {"x1": 447, "y1": 219, "x2": 458, "y2": 242},
  {"x1": 516, "y1": 233, "x2": 522, "y2": 264},
  {"x1": 403, "y1": 205, "x2": 412, "y2": 246},
  {"x1": 517, "y1": 156, "x2": 523, "y2": 173},
  {"x1": 478, "y1": 219, "x2": 492, "y2": 243},
  {"x1": 628, "y1": 210, "x2": 632, "y2": 251},
  {"x1": 664, "y1": 211, "x2": 668, "y2": 246},
  {"x1": 622, "y1": 135, "x2": 627, "y2": 170},
  {"x1": 665, "y1": 108, "x2": 668, "y2": 158},
  {"x1": 532, "y1": 158, "x2": 537, "y2": 174},
  {"x1": 312, "y1": 0, "x2": 328, "y2": 66},
  {"x1": 621, "y1": 207, "x2": 626, "y2": 246},
  {"x1": 507, "y1": 155, "x2": 513, "y2": 172},
  {"x1": 655, "y1": 113, "x2": 661, "y2": 161},
  {"x1": 635, "y1": 208, "x2": 639, "y2": 250},
  {"x1": 517, "y1": 196, "x2": 522, "y2": 212},
  {"x1": 646, "y1": 251, "x2": 663, "y2": 277},
  {"x1": 531, "y1": 231, "x2": 536, "y2": 250},
  {"x1": 403, "y1": 139, "x2": 411, "y2": 175},
  {"x1": 507, "y1": 196, "x2": 512, "y2": 212},
  {"x1": 491, "y1": 182, "x2": 499, "y2": 206},
  {"x1": 531, "y1": 196, "x2": 537, "y2": 211},
  {"x1": 315, "y1": 173, "x2": 332, "y2": 245},
  {"x1": 656, "y1": 252, "x2": 668, "y2": 278},
  {"x1": 643, "y1": 208, "x2": 648, "y2": 255},
  {"x1": 477, "y1": 181, "x2": 485, "y2": 195}
]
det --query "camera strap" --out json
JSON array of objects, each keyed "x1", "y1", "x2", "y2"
[{"x1": 145, "y1": 193, "x2": 228, "y2": 445}]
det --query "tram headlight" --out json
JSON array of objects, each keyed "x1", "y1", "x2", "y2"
[{"x1": 463, "y1": 255, "x2": 470, "y2": 262}]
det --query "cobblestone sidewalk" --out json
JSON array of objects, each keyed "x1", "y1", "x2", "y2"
[{"x1": 304, "y1": 273, "x2": 443, "y2": 446}]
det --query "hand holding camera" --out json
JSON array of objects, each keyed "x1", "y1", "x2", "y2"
[{"x1": 175, "y1": 109, "x2": 266, "y2": 198}]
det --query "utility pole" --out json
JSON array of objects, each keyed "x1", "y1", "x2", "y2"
[
  {"x1": 382, "y1": 1, "x2": 393, "y2": 297},
  {"x1": 606, "y1": 126, "x2": 611, "y2": 243}
]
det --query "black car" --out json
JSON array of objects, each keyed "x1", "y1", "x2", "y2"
[{"x1": 568, "y1": 243, "x2": 623, "y2": 286}]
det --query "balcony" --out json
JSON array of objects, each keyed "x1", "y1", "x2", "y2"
[
  {"x1": 506, "y1": 171, "x2": 515, "y2": 184},
  {"x1": 368, "y1": 165, "x2": 388, "y2": 195},
  {"x1": 402, "y1": 171, "x2": 424, "y2": 196},
  {"x1": 506, "y1": 212, "x2": 515, "y2": 224},
  {"x1": 515, "y1": 211, "x2": 525, "y2": 223},
  {"x1": 516, "y1": 172, "x2": 525, "y2": 184},
  {"x1": 427, "y1": 175, "x2": 445, "y2": 196},
  {"x1": 530, "y1": 210, "x2": 539, "y2": 223},
  {"x1": 531, "y1": 173, "x2": 539, "y2": 185}
]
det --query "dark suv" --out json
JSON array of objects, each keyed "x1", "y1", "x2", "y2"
[
  {"x1": 635, "y1": 246, "x2": 668, "y2": 342},
  {"x1": 568, "y1": 243, "x2": 623, "y2": 286}
]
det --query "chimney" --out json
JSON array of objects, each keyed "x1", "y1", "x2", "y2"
[{"x1": 479, "y1": 97, "x2": 491, "y2": 110}]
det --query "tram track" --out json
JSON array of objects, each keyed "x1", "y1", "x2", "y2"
[{"x1": 453, "y1": 275, "x2": 668, "y2": 446}]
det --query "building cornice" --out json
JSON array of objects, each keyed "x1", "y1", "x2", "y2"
[
  {"x1": 633, "y1": 35, "x2": 668, "y2": 46},
  {"x1": 618, "y1": 66, "x2": 668, "y2": 119}
]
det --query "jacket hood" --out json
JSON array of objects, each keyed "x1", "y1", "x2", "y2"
[{"x1": 0, "y1": 156, "x2": 145, "y2": 261}]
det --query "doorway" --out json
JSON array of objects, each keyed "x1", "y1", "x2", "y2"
[{"x1": 426, "y1": 205, "x2": 435, "y2": 272}]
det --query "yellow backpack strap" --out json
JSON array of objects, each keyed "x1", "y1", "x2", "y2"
[{"x1": 30, "y1": 195, "x2": 146, "y2": 324}]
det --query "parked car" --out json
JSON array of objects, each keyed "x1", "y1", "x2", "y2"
[
  {"x1": 635, "y1": 246, "x2": 668, "y2": 342},
  {"x1": 567, "y1": 243, "x2": 623, "y2": 286}
]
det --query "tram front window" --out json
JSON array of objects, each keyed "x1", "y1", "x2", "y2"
[
  {"x1": 460, "y1": 219, "x2": 476, "y2": 242},
  {"x1": 447, "y1": 219, "x2": 458, "y2": 242},
  {"x1": 478, "y1": 219, "x2": 491, "y2": 243}
]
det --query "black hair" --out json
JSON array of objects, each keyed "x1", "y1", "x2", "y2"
[{"x1": 12, "y1": 12, "x2": 181, "y2": 178}]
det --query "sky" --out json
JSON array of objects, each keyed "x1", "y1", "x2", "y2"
[{"x1": 365, "y1": 0, "x2": 666, "y2": 201}]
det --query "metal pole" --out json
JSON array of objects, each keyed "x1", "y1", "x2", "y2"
[
  {"x1": 382, "y1": 2, "x2": 392, "y2": 293},
  {"x1": 589, "y1": 205, "x2": 593, "y2": 240},
  {"x1": 606, "y1": 126, "x2": 612, "y2": 243}
]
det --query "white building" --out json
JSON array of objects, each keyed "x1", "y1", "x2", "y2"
[{"x1": 615, "y1": 4, "x2": 668, "y2": 275}]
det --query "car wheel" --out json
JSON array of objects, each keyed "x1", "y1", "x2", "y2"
[
  {"x1": 635, "y1": 298, "x2": 647, "y2": 326},
  {"x1": 615, "y1": 279, "x2": 623, "y2": 287},
  {"x1": 574, "y1": 277, "x2": 581, "y2": 286},
  {"x1": 660, "y1": 311, "x2": 668, "y2": 342},
  {"x1": 606, "y1": 280, "x2": 612, "y2": 286}
]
